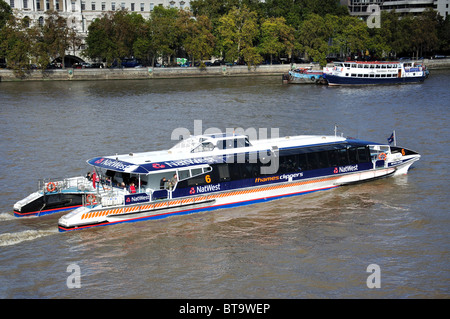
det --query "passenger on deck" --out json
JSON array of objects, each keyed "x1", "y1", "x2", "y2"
[
  {"x1": 129, "y1": 183, "x2": 136, "y2": 194},
  {"x1": 169, "y1": 174, "x2": 177, "y2": 190},
  {"x1": 160, "y1": 177, "x2": 167, "y2": 189}
]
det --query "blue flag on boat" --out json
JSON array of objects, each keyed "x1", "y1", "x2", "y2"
[{"x1": 387, "y1": 132, "x2": 395, "y2": 145}]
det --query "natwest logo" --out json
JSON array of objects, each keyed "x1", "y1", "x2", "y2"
[{"x1": 334, "y1": 165, "x2": 359, "y2": 174}]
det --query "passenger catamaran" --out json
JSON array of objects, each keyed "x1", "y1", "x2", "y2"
[{"x1": 57, "y1": 132, "x2": 420, "y2": 232}]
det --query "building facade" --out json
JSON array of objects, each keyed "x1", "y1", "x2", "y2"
[
  {"x1": 342, "y1": 0, "x2": 449, "y2": 18},
  {"x1": 7, "y1": 0, "x2": 190, "y2": 63}
]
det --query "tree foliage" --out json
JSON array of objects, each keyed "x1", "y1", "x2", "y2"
[{"x1": 1, "y1": 1, "x2": 450, "y2": 71}]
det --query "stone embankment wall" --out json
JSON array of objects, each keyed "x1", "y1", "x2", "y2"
[
  {"x1": 0, "y1": 59, "x2": 449, "y2": 82},
  {"x1": 0, "y1": 64, "x2": 293, "y2": 82}
]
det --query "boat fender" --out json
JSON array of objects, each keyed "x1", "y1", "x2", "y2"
[
  {"x1": 86, "y1": 194, "x2": 96, "y2": 205},
  {"x1": 378, "y1": 153, "x2": 387, "y2": 160},
  {"x1": 46, "y1": 182, "x2": 56, "y2": 192}
]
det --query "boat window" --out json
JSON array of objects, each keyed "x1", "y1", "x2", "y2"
[
  {"x1": 364, "y1": 74, "x2": 369, "y2": 77},
  {"x1": 203, "y1": 167, "x2": 212, "y2": 173},
  {"x1": 387, "y1": 65, "x2": 392, "y2": 68},
  {"x1": 191, "y1": 168, "x2": 203, "y2": 176},
  {"x1": 351, "y1": 64, "x2": 356, "y2": 68},
  {"x1": 178, "y1": 169, "x2": 190, "y2": 180},
  {"x1": 351, "y1": 74, "x2": 356, "y2": 77},
  {"x1": 347, "y1": 147, "x2": 358, "y2": 165},
  {"x1": 369, "y1": 74, "x2": 375, "y2": 77},
  {"x1": 192, "y1": 142, "x2": 215, "y2": 153},
  {"x1": 364, "y1": 65, "x2": 369, "y2": 68},
  {"x1": 375, "y1": 65, "x2": 380, "y2": 69},
  {"x1": 387, "y1": 74, "x2": 392, "y2": 77},
  {"x1": 279, "y1": 155, "x2": 299, "y2": 174},
  {"x1": 358, "y1": 64, "x2": 363, "y2": 68},
  {"x1": 370, "y1": 65, "x2": 375, "y2": 68},
  {"x1": 393, "y1": 73, "x2": 397, "y2": 77},
  {"x1": 218, "y1": 164, "x2": 230, "y2": 181},
  {"x1": 357, "y1": 147, "x2": 370, "y2": 163},
  {"x1": 357, "y1": 74, "x2": 363, "y2": 77},
  {"x1": 381, "y1": 74, "x2": 386, "y2": 77},
  {"x1": 344, "y1": 63, "x2": 350, "y2": 68},
  {"x1": 375, "y1": 74, "x2": 380, "y2": 77},
  {"x1": 381, "y1": 65, "x2": 386, "y2": 68}
]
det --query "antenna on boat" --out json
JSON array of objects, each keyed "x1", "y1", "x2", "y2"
[{"x1": 334, "y1": 124, "x2": 338, "y2": 137}]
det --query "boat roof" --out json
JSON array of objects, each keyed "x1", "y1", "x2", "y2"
[{"x1": 87, "y1": 133, "x2": 377, "y2": 174}]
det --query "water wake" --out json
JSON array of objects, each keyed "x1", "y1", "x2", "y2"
[
  {"x1": 0, "y1": 213, "x2": 16, "y2": 221},
  {"x1": 0, "y1": 228, "x2": 58, "y2": 247}
]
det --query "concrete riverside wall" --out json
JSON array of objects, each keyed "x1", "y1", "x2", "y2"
[
  {"x1": 0, "y1": 64, "x2": 293, "y2": 82},
  {"x1": 1, "y1": 59, "x2": 449, "y2": 82}
]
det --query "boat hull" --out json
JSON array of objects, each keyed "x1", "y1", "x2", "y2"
[
  {"x1": 324, "y1": 74, "x2": 426, "y2": 86},
  {"x1": 58, "y1": 158, "x2": 418, "y2": 232},
  {"x1": 13, "y1": 192, "x2": 85, "y2": 217}
]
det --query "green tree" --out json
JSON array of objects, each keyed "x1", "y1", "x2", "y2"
[
  {"x1": 149, "y1": 6, "x2": 182, "y2": 66},
  {"x1": 217, "y1": 5, "x2": 262, "y2": 66},
  {"x1": 178, "y1": 11, "x2": 215, "y2": 66},
  {"x1": 333, "y1": 16, "x2": 369, "y2": 59},
  {"x1": 84, "y1": 10, "x2": 146, "y2": 66},
  {"x1": 259, "y1": 17, "x2": 294, "y2": 64},
  {"x1": 298, "y1": 14, "x2": 330, "y2": 66},
  {"x1": 41, "y1": 11, "x2": 71, "y2": 68},
  {"x1": 0, "y1": 0, "x2": 12, "y2": 29},
  {"x1": 0, "y1": 15, "x2": 32, "y2": 76}
]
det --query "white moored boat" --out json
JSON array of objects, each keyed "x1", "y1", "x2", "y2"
[
  {"x1": 58, "y1": 132, "x2": 420, "y2": 232},
  {"x1": 323, "y1": 60, "x2": 429, "y2": 86}
]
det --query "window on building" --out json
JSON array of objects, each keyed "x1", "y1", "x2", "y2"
[
  {"x1": 149, "y1": 2, "x2": 153, "y2": 10},
  {"x1": 23, "y1": 0, "x2": 28, "y2": 9},
  {"x1": 91, "y1": 2, "x2": 95, "y2": 10},
  {"x1": 81, "y1": 1, "x2": 85, "y2": 10},
  {"x1": 131, "y1": 3, "x2": 135, "y2": 11},
  {"x1": 36, "y1": 0, "x2": 41, "y2": 10},
  {"x1": 72, "y1": 1, "x2": 76, "y2": 12},
  {"x1": 102, "y1": 1, "x2": 105, "y2": 10},
  {"x1": 141, "y1": 2, "x2": 144, "y2": 11},
  {"x1": 9, "y1": 0, "x2": 14, "y2": 9},
  {"x1": 111, "y1": 2, "x2": 115, "y2": 10},
  {"x1": 121, "y1": 2, "x2": 125, "y2": 10}
]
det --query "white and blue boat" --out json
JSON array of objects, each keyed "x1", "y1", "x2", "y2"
[
  {"x1": 323, "y1": 61, "x2": 428, "y2": 86},
  {"x1": 58, "y1": 132, "x2": 420, "y2": 232},
  {"x1": 286, "y1": 67, "x2": 325, "y2": 84}
]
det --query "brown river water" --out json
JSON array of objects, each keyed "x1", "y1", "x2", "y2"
[{"x1": 0, "y1": 71, "x2": 449, "y2": 299}]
